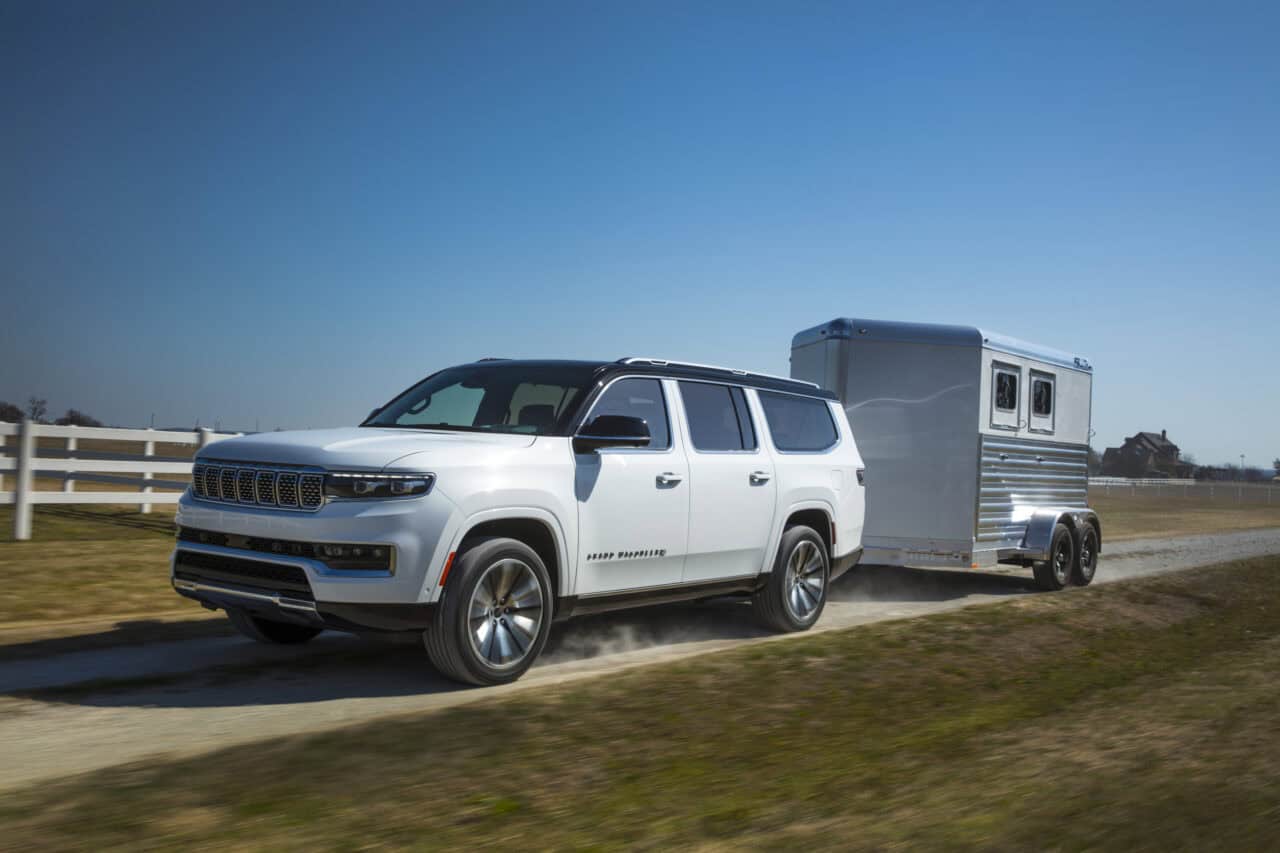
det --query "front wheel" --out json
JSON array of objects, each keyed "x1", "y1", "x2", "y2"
[
  {"x1": 424, "y1": 537, "x2": 553, "y2": 686},
  {"x1": 752, "y1": 525, "x2": 829, "y2": 632}
]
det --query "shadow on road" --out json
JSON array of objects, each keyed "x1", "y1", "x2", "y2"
[
  {"x1": 9, "y1": 563, "x2": 1037, "y2": 710},
  {"x1": 830, "y1": 563, "x2": 1035, "y2": 602}
]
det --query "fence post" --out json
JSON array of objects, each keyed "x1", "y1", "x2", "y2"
[
  {"x1": 63, "y1": 433, "x2": 77, "y2": 493},
  {"x1": 197, "y1": 428, "x2": 213, "y2": 450},
  {"x1": 140, "y1": 433, "x2": 155, "y2": 514},
  {"x1": 14, "y1": 419, "x2": 34, "y2": 541}
]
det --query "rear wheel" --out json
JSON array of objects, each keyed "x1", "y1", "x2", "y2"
[
  {"x1": 1072, "y1": 526, "x2": 1099, "y2": 586},
  {"x1": 226, "y1": 608, "x2": 322, "y2": 644},
  {"x1": 1032, "y1": 523, "x2": 1074, "y2": 591},
  {"x1": 424, "y1": 537, "x2": 553, "y2": 686},
  {"x1": 752, "y1": 525, "x2": 829, "y2": 632}
]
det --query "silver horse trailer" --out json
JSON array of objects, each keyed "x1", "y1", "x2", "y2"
[{"x1": 790, "y1": 317, "x2": 1100, "y2": 590}]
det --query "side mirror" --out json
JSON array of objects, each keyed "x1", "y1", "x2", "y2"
[{"x1": 573, "y1": 415, "x2": 650, "y2": 454}]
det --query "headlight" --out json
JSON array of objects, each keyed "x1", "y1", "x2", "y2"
[{"x1": 324, "y1": 472, "x2": 435, "y2": 500}]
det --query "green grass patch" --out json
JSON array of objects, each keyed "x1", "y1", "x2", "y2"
[{"x1": 3, "y1": 556, "x2": 1280, "y2": 849}]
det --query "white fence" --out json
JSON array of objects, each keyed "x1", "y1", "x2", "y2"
[
  {"x1": 0, "y1": 420, "x2": 240, "y2": 540},
  {"x1": 1089, "y1": 476, "x2": 1276, "y2": 505}
]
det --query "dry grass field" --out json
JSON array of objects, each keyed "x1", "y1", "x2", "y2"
[
  {"x1": 1089, "y1": 492, "x2": 1280, "y2": 541},
  {"x1": 2, "y1": 556, "x2": 1277, "y2": 849}
]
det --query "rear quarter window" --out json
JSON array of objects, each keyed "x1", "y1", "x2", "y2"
[{"x1": 758, "y1": 392, "x2": 839, "y2": 452}]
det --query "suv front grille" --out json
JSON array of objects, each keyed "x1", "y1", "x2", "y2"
[{"x1": 192, "y1": 461, "x2": 325, "y2": 511}]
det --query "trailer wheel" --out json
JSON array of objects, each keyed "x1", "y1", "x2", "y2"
[
  {"x1": 753, "y1": 525, "x2": 829, "y2": 632},
  {"x1": 1072, "y1": 526, "x2": 1099, "y2": 586},
  {"x1": 226, "y1": 608, "x2": 322, "y2": 644},
  {"x1": 423, "y1": 537, "x2": 553, "y2": 686},
  {"x1": 1032, "y1": 523, "x2": 1073, "y2": 591}
]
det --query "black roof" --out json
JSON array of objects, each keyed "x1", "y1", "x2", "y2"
[{"x1": 467, "y1": 358, "x2": 836, "y2": 400}]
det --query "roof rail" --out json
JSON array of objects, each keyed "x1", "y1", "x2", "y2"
[
  {"x1": 617, "y1": 357, "x2": 820, "y2": 389},
  {"x1": 476, "y1": 357, "x2": 509, "y2": 362}
]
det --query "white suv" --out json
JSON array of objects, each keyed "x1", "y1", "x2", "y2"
[{"x1": 173, "y1": 358, "x2": 866, "y2": 684}]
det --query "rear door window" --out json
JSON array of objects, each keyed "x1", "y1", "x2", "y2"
[
  {"x1": 757, "y1": 391, "x2": 838, "y2": 452},
  {"x1": 678, "y1": 382, "x2": 754, "y2": 452}
]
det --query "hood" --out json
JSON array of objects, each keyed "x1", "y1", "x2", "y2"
[{"x1": 198, "y1": 427, "x2": 538, "y2": 470}]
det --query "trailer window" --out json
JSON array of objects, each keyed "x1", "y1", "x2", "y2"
[
  {"x1": 758, "y1": 391, "x2": 839, "y2": 452},
  {"x1": 1028, "y1": 370, "x2": 1056, "y2": 434},
  {"x1": 1032, "y1": 378, "x2": 1053, "y2": 416},
  {"x1": 995, "y1": 370, "x2": 1018, "y2": 412}
]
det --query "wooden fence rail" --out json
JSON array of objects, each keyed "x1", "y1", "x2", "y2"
[{"x1": 0, "y1": 420, "x2": 240, "y2": 540}]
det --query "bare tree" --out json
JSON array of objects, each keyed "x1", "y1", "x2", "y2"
[
  {"x1": 1274, "y1": 458, "x2": 1280, "y2": 477},
  {"x1": 0, "y1": 400, "x2": 22, "y2": 422},
  {"x1": 25, "y1": 396, "x2": 48, "y2": 423}
]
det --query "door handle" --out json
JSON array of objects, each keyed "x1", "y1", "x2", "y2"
[
  {"x1": 656, "y1": 472, "x2": 683, "y2": 486},
  {"x1": 749, "y1": 470, "x2": 772, "y2": 485}
]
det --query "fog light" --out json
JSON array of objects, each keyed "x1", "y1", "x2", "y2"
[{"x1": 313, "y1": 542, "x2": 394, "y2": 572}]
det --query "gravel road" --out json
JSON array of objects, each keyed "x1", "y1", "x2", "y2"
[{"x1": 2, "y1": 527, "x2": 1278, "y2": 791}]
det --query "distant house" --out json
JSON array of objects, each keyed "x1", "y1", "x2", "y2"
[{"x1": 1100, "y1": 430, "x2": 1193, "y2": 478}]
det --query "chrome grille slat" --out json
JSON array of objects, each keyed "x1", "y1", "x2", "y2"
[
  {"x1": 220, "y1": 468, "x2": 237, "y2": 502},
  {"x1": 235, "y1": 470, "x2": 256, "y2": 502},
  {"x1": 190, "y1": 461, "x2": 324, "y2": 512},
  {"x1": 255, "y1": 470, "x2": 277, "y2": 505},
  {"x1": 299, "y1": 474, "x2": 324, "y2": 509},
  {"x1": 277, "y1": 473, "x2": 299, "y2": 507}
]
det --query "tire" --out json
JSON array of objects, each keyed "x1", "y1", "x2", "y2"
[
  {"x1": 1072, "y1": 525, "x2": 1099, "y2": 586},
  {"x1": 424, "y1": 537, "x2": 553, "y2": 686},
  {"x1": 1032, "y1": 523, "x2": 1074, "y2": 591},
  {"x1": 226, "y1": 607, "x2": 323, "y2": 644},
  {"x1": 752, "y1": 525, "x2": 829, "y2": 632}
]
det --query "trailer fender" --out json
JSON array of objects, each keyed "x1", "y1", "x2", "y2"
[{"x1": 1021, "y1": 508, "x2": 1101, "y2": 562}]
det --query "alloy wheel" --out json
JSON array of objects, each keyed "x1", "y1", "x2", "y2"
[
  {"x1": 467, "y1": 558, "x2": 544, "y2": 669},
  {"x1": 783, "y1": 539, "x2": 826, "y2": 621}
]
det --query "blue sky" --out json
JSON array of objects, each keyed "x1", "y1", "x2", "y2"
[{"x1": 2, "y1": 1, "x2": 1277, "y2": 466}]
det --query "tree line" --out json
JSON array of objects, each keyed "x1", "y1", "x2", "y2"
[{"x1": 0, "y1": 397, "x2": 103, "y2": 427}]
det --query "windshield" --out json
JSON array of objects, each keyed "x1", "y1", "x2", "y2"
[{"x1": 364, "y1": 363, "x2": 598, "y2": 435}]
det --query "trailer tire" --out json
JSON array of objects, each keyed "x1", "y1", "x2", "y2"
[
  {"x1": 1072, "y1": 526, "x2": 1099, "y2": 586},
  {"x1": 1032, "y1": 523, "x2": 1073, "y2": 591},
  {"x1": 753, "y1": 525, "x2": 829, "y2": 632},
  {"x1": 226, "y1": 608, "x2": 322, "y2": 644},
  {"x1": 423, "y1": 537, "x2": 553, "y2": 686}
]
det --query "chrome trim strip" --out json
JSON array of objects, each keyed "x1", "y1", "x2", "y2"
[{"x1": 172, "y1": 578, "x2": 318, "y2": 615}]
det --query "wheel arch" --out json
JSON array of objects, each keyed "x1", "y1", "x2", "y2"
[
  {"x1": 762, "y1": 500, "x2": 836, "y2": 574},
  {"x1": 1022, "y1": 507, "x2": 1100, "y2": 561},
  {"x1": 444, "y1": 508, "x2": 569, "y2": 601}
]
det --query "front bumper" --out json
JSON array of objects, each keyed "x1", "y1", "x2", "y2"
[
  {"x1": 171, "y1": 489, "x2": 461, "y2": 629},
  {"x1": 172, "y1": 572, "x2": 438, "y2": 631}
]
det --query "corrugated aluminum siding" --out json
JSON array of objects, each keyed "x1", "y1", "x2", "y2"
[{"x1": 977, "y1": 434, "x2": 1089, "y2": 545}]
